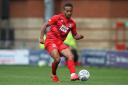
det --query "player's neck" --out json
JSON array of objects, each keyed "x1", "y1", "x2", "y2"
[{"x1": 61, "y1": 13, "x2": 71, "y2": 19}]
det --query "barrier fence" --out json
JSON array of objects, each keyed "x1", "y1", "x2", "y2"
[{"x1": 0, "y1": 49, "x2": 128, "y2": 68}]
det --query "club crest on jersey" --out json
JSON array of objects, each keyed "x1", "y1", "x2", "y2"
[
  {"x1": 61, "y1": 20, "x2": 64, "y2": 23},
  {"x1": 52, "y1": 44, "x2": 56, "y2": 48},
  {"x1": 59, "y1": 25, "x2": 69, "y2": 33},
  {"x1": 68, "y1": 24, "x2": 72, "y2": 28}
]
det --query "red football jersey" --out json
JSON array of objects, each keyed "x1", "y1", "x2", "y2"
[{"x1": 46, "y1": 13, "x2": 77, "y2": 41}]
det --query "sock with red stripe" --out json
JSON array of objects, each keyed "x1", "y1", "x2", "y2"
[
  {"x1": 52, "y1": 61, "x2": 59, "y2": 75},
  {"x1": 67, "y1": 60, "x2": 76, "y2": 74}
]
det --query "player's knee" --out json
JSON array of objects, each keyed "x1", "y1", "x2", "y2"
[
  {"x1": 54, "y1": 57, "x2": 60, "y2": 63},
  {"x1": 67, "y1": 54, "x2": 74, "y2": 60}
]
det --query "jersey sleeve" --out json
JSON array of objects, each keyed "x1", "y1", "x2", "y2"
[
  {"x1": 48, "y1": 15, "x2": 60, "y2": 25},
  {"x1": 71, "y1": 23, "x2": 77, "y2": 36}
]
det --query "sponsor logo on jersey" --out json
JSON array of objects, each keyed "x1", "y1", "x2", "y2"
[{"x1": 59, "y1": 25, "x2": 69, "y2": 33}]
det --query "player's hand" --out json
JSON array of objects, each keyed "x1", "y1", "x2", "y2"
[
  {"x1": 40, "y1": 38, "x2": 45, "y2": 44},
  {"x1": 74, "y1": 34, "x2": 84, "y2": 40}
]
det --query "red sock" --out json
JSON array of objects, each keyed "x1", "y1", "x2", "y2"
[
  {"x1": 67, "y1": 60, "x2": 76, "y2": 74},
  {"x1": 52, "y1": 62, "x2": 59, "y2": 75}
]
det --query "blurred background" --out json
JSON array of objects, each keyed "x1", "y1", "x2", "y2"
[
  {"x1": 0, "y1": 0, "x2": 128, "y2": 85},
  {"x1": 0, "y1": 0, "x2": 128, "y2": 67}
]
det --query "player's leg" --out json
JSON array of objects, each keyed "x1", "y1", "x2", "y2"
[
  {"x1": 50, "y1": 49, "x2": 61, "y2": 82},
  {"x1": 45, "y1": 41, "x2": 61, "y2": 82},
  {"x1": 50, "y1": 49, "x2": 60, "y2": 76},
  {"x1": 60, "y1": 48, "x2": 79, "y2": 81}
]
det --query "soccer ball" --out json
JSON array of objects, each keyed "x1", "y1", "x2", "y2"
[{"x1": 78, "y1": 69, "x2": 90, "y2": 81}]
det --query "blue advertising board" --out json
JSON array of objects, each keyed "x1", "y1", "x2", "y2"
[
  {"x1": 81, "y1": 49, "x2": 128, "y2": 68},
  {"x1": 29, "y1": 50, "x2": 51, "y2": 66},
  {"x1": 81, "y1": 49, "x2": 107, "y2": 67},
  {"x1": 107, "y1": 51, "x2": 128, "y2": 67}
]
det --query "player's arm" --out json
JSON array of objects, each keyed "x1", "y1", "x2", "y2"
[
  {"x1": 71, "y1": 23, "x2": 84, "y2": 40},
  {"x1": 74, "y1": 34, "x2": 84, "y2": 40},
  {"x1": 40, "y1": 15, "x2": 59, "y2": 44},
  {"x1": 40, "y1": 23, "x2": 50, "y2": 44}
]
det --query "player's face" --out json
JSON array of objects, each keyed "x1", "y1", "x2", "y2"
[{"x1": 64, "y1": 6, "x2": 73, "y2": 19}]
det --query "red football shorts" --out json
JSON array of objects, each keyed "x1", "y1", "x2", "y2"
[{"x1": 44, "y1": 38, "x2": 69, "y2": 54}]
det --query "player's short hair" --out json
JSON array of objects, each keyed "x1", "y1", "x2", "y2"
[{"x1": 64, "y1": 3, "x2": 73, "y2": 9}]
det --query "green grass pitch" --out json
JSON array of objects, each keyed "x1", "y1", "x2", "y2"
[{"x1": 0, "y1": 65, "x2": 128, "y2": 85}]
